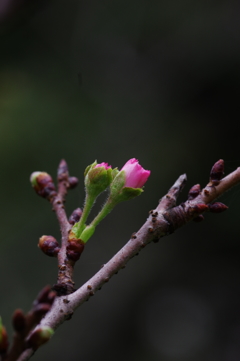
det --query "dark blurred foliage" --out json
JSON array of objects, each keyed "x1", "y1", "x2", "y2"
[{"x1": 1, "y1": 1, "x2": 240, "y2": 360}]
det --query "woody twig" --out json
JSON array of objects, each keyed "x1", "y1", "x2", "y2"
[{"x1": 1, "y1": 159, "x2": 240, "y2": 361}]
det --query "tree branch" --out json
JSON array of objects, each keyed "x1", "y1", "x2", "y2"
[
  {"x1": 15, "y1": 160, "x2": 240, "y2": 361},
  {"x1": 52, "y1": 160, "x2": 75, "y2": 295},
  {"x1": 14, "y1": 349, "x2": 34, "y2": 361}
]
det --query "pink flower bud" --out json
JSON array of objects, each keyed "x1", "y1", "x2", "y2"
[
  {"x1": 121, "y1": 158, "x2": 150, "y2": 188},
  {"x1": 94, "y1": 162, "x2": 111, "y2": 169}
]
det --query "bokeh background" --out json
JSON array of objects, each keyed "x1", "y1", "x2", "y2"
[{"x1": 1, "y1": 1, "x2": 240, "y2": 360}]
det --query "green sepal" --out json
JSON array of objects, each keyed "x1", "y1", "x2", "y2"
[
  {"x1": 109, "y1": 170, "x2": 143, "y2": 203},
  {"x1": 110, "y1": 170, "x2": 126, "y2": 195},
  {"x1": 116, "y1": 187, "x2": 143, "y2": 202},
  {"x1": 84, "y1": 161, "x2": 97, "y2": 177},
  {"x1": 111, "y1": 167, "x2": 119, "y2": 180}
]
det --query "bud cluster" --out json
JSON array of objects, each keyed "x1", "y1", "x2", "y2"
[
  {"x1": 31, "y1": 159, "x2": 150, "y2": 264},
  {"x1": 0, "y1": 286, "x2": 56, "y2": 359},
  {"x1": 12, "y1": 286, "x2": 57, "y2": 332},
  {"x1": 190, "y1": 201, "x2": 228, "y2": 221},
  {"x1": 186, "y1": 162, "x2": 229, "y2": 223},
  {"x1": 70, "y1": 158, "x2": 150, "y2": 242},
  {"x1": 24, "y1": 286, "x2": 56, "y2": 346}
]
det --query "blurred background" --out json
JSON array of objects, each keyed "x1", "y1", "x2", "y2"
[{"x1": 1, "y1": 1, "x2": 240, "y2": 360}]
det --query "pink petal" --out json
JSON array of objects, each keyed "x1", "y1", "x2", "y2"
[
  {"x1": 95, "y1": 162, "x2": 111, "y2": 170},
  {"x1": 121, "y1": 158, "x2": 150, "y2": 188}
]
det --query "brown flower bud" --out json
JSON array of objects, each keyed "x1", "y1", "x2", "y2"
[
  {"x1": 188, "y1": 184, "x2": 201, "y2": 200},
  {"x1": 66, "y1": 240, "x2": 85, "y2": 262},
  {"x1": 38, "y1": 235, "x2": 60, "y2": 257},
  {"x1": 69, "y1": 208, "x2": 82, "y2": 225},
  {"x1": 30, "y1": 172, "x2": 57, "y2": 200},
  {"x1": 12, "y1": 309, "x2": 26, "y2": 333},
  {"x1": 210, "y1": 159, "x2": 224, "y2": 185},
  {"x1": 208, "y1": 202, "x2": 228, "y2": 213},
  {"x1": 57, "y1": 159, "x2": 69, "y2": 181}
]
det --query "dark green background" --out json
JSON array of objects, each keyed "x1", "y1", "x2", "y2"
[{"x1": 1, "y1": 1, "x2": 240, "y2": 360}]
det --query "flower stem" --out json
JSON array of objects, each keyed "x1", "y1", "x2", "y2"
[
  {"x1": 90, "y1": 200, "x2": 116, "y2": 228},
  {"x1": 74, "y1": 194, "x2": 95, "y2": 238}
]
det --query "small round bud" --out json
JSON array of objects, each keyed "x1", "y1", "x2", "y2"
[
  {"x1": 69, "y1": 208, "x2": 82, "y2": 225},
  {"x1": 210, "y1": 159, "x2": 224, "y2": 185},
  {"x1": 66, "y1": 240, "x2": 85, "y2": 262},
  {"x1": 27, "y1": 327, "x2": 54, "y2": 350},
  {"x1": 30, "y1": 172, "x2": 57, "y2": 200},
  {"x1": 38, "y1": 236, "x2": 60, "y2": 257}
]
